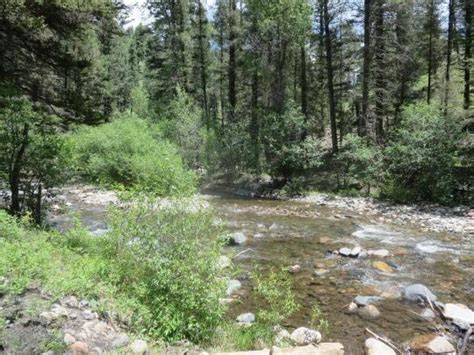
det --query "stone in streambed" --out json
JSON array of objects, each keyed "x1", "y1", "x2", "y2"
[
  {"x1": 365, "y1": 338, "x2": 396, "y2": 355},
  {"x1": 289, "y1": 265, "x2": 301, "y2": 274},
  {"x1": 236, "y1": 312, "x2": 255, "y2": 324},
  {"x1": 290, "y1": 327, "x2": 322, "y2": 345},
  {"x1": 130, "y1": 339, "x2": 148, "y2": 354},
  {"x1": 410, "y1": 334, "x2": 455, "y2": 354},
  {"x1": 69, "y1": 342, "x2": 89, "y2": 354},
  {"x1": 358, "y1": 305, "x2": 380, "y2": 320},
  {"x1": 367, "y1": 249, "x2": 390, "y2": 258},
  {"x1": 403, "y1": 284, "x2": 437, "y2": 303},
  {"x1": 338, "y1": 248, "x2": 352, "y2": 257},
  {"x1": 350, "y1": 246, "x2": 362, "y2": 257},
  {"x1": 229, "y1": 232, "x2": 247, "y2": 245},
  {"x1": 443, "y1": 303, "x2": 474, "y2": 324},
  {"x1": 227, "y1": 279, "x2": 242, "y2": 296},
  {"x1": 354, "y1": 296, "x2": 382, "y2": 306},
  {"x1": 112, "y1": 334, "x2": 129, "y2": 349},
  {"x1": 64, "y1": 333, "x2": 76, "y2": 346},
  {"x1": 420, "y1": 308, "x2": 436, "y2": 321},
  {"x1": 373, "y1": 261, "x2": 393, "y2": 273},
  {"x1": 347, "y1": 302, "x2": 358, "y2": 314},
  {"x1": 272, "y1": 343, "x2": 344, "y2": 355}
]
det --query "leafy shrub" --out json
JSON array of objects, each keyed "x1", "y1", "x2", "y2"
[
  {"x1": 69, "y1": 113, "x2": 196, "y2": 196},
  {"x1": 336, "y1": 134, "x2": 383, "y2": 194},
  {"x1": 0, "y1": 210, "x2": 25, "y2": 240},
  {"x1": 262, "y1": 103, "x2": 324, "y2": 179},
  {"x1": 384, "y1": 103, "x2": 460, "y2": 203},
  {"x1": 101, "y1": 199, "x2": 226, "y2": 342}
]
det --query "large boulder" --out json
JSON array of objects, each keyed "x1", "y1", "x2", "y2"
[
  {"x1": 403, "y1": 284, "x2": 437, "y2": 303},
  {"x1": 290, "y1": 327, "x2": 322, "y2": 345},
  {"x1": 365, "y1": 338, "x2": 396, "y2": 355}
]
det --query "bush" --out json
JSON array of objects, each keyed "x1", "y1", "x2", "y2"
[
  {"x1": 69, "y1": 113, "x2": 196, "y2": 196},
  {"x1": 384, "y1": 103, "x2": 460, "y2": 203},
  {"x1": 102, "y1": 199, "x2": 226, "y2": 342},
  {"x1": 262, "y1": 103, "x2": 324, "y2": 180},
  {"x1": 336, "y1": 134, "x2": 383, "y2": 194}
]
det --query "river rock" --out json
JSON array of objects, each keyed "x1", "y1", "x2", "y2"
[
  {"x1": 290, "y1": 327, "x2": 322, "y2": 345},
  {"x1": 229, "y1": 232, "x2": 247, "y2": 245},
  {"x1": 227, "y1": 279, "x2": 242, "y2": 296},
  {"x1": 338, "y1": 248, "x2": 352, "y2": 257},
  {"x1": 347, "y1": 302, "x2": 358, "y2": 314},
  {"x1": 314, "y1": 269, "x2": 329, "y2": 276},
  {"x1": 350, "y1": 247, "x2": 362, "y2": 257},
  {"x1": 354, "y1": 296, "x2": 382, "y2": 306},
  {"x1": 420, "y1": 308, "x2": 436, "y2": 321},
  {"x1": 83, "y1": 309, "x2": 96, "y2": 320},
  {"x1": 236, "y1": 312, "x2": 255, "y2": 324},
  {"x1": 373, "y1": 261, "x2": 393, "y2": 273},
  {"x1": 218, "y1": 255, "x2": 232, "y2": 269},
  {"x1": 443, "y1": 303, "x2": 474, "y2": 324},
  {"x1": 403, "y1": 284, "x2": 437, "y2": 303},
  {"x1": 274, "y1": 326, "x2": 291, "y2": 346},
  {"x1": 365, "y1": 338, "x2": 396, "y2": 355},
  {"x1": 358, "y1": 305, "x2": 380, "y2": 320},
  {"x1": 411, "y1": 335, "x2": 456, "y2": 354},
  {"x1": 112, "y1": 334, "x2": 129, "y2": 348},
  {"x1": 69, "y1": 341, "x2": 89, "y2": 354},
  {"x1": 130, "y1": 339, "x2": 148, "y2": 354},
  {"x1": 272, "y1": 343, "x2": 344, "y2": 355},
  {"x1": 64, "y1": 333, "x2": 76, "y2": 346},
  {"x1": 367, "y1": 249, "x2": 390, "y2": 258},
  {"x1": 290, "y1": 265, "x2": 301, "y2": 273},
  {"x1": 318, "y1": 237, "x2": 331, "y2": 245}
]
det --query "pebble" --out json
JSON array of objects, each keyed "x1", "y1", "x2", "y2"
[
  {"x1": 112, "y1": 334, "x2": 129, "y2": 348},
  {"x1": 373, "y1": 261, "x2": 393, "y2": 273},
  {"x1": 358, "y1": 305, "x2": 380, "y2": 320},
  {"x1": 354, "y1": 296, "x2": 382, "y2": 306},
  {"x1": 64, "y1": 333, "x2": 76, "y2": 346},
  {"x1": 83, "y1": 309, "x2": 96, "y2": 320},
  {"x1": 314, "y1": 269, "x2": 328, "y2": 276},
  {"x1": 218, "y1": 255, "x2": 232, "y2": 269},
  {"x1": 227, "y1": 279, "x2": 242, "y2": 296},
  {"x1": 236, "y1": 312, "x2": 255, "y2": 324},
  {"x1": 443, "y1": 303, "x2": 474, "y2": 324},
  {"x1": 347, "y1": 302, "x2": 358, "y2": 314},
  {"x1": 290, "y1": 327, "x2": 322, "y2": 345},
  {"x1": 365, "y1": 338, "x2": 396, "y2": 355},
  {"x1": 424, "y1": 336, "x2": 456, "y2": 354},
  {"x1": 130, "y1": 339, "x2": 148, "y2": 354},
  {"x1": 403, "y1": 284, "x2": 437, "y2": 303},
  {"x1": 350, "y1": 247, "x2": 362, "y2": 257},
  {"x1": 367, "y1": 249, "x2": 390, "y2": 258},
  {"x1": 289, "y1": 265, "x2": 301, "y2": 274},
  {"x1": 339, "y1": 248, "x2": 352, "y2": 257},
  {"x1": 229, "y1": 232, "x2": 247, "y2": 245},
  {"x1": 420, "y1": 308, "x2": 436, "y2": 321},
  {"x1": 69, "y1": 341, "x2": 89, "y2": 354}
]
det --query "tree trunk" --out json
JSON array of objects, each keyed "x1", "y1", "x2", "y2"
[
  {"x1": 360, "y1": 0, "x2": 371, "y2": 137},
  {"x1": 300, "y1": 44, "x2": 308, "y2": 139},
  {"x1": 228, "y1": 0, "x2": 237, "y2": 121},
  {"x1": 323, "y1": 0, "x2": 338, "y2": 153},
  {"x1": 374, "y1": 0, "x2": 385, "y2": 144},
  {"x1": 464, "y1": 0, "x2": 472, "y2": 110},
  {"x1": 197, "y1": 1, "x2": 209, "y2": 130},
  {"x1": 427, "y1": 0, "x2": 434, "y2": 104},
  {"x1": 444, "y1": 0, "x2": 455, "y2": 114},
  {"x1": 9, "y1": 124, "x2": 29, "y2": 215}
]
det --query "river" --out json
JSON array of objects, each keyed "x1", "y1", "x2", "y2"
[{"x1": 48, "y1": 187, "x2": 474, "y2": 352}]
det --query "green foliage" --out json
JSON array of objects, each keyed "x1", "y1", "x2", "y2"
[
  {"x1": 158, "y1": 88, "x2": 206, "y2": 168},
  {"x1": 309, "y1": 302, "x2": 329, "y2": 335},
  {"x1": 102, "y1": 199, "x2": 226, "y2": 342},
  {"x1": 384, "y1": 103, "x2": 461, "y2": 203},
  {"x1": 69, "y1": 113, "x2": 196, "y2": 196},
  {"x1": 336, "y1": 134, "x2": 383, "y2": 194},
  {"x1": 262, "y1": 103, "x2": 324, "y2": 179},
  {"x1": 0, "y1": 198, "x2": 227, "y2": 343}
]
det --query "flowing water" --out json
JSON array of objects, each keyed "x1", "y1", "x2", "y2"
[{"x1": 49, "y1": 189, "x2": 474, "y2": 353}]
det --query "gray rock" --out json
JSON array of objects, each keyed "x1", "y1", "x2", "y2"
[
  {"x1": 289, "y1": 265, "x2": 301, "y2": 273},
  {"x1": 63, "y1": 333, "x2": 76, "y2": 346},
  {"x1": 347, "y1": 302, "x2": 358, "y2": 314},
  {"x1": 358, "y1": 250, "x2": 368, "y2": 258},
  {"x1": 358, "y1": 305, "x2": 380, "y2": 320},
  {"x1": 424, "y1": 336, "x2": 456, "y2": 354},
  {"x1": 112, "y1": 334, "x2": 129, "y2": 349},
  {"x1": 339, "y1": 248, "x2": 352, "y2": 257},
  {"x1": 350, "y1": 247, "x2": 362, "y2": 257},
  {"x1": 403, "y1": 284, "x2": 437, "y2": 303},
  {"x1": 420, "y1": 308, "x2": 436, "y2": 321},
  {"x1": 130, "y1": 339, "x2": 148, "y2": 354},
  {"x1": 367, "y1": 249, "x2": 390, "y2": 258},
  {"x1": 218, "y1": 255, "x2": 231, "y2": 269},
  {"x1": 274, "y1": 326, "x2": 291, "y2": 346},
  {"x1": 83, "y1": 309, "x2": 96, "y2": 320},
  {"x1": 226, "y1": 279, "x2": 242, "y2": 296},
  {"x1": 51, "y1": 304, "x2": 68, "y2": 317},
  {"x1": 229, "y1": 232, "x2": 247, "y2": 245},
  {"x1": 290, "y1": 327, "x2": 322, "y2": 345},
  {"x1": 354, "y1": 296, "x2": 382, "y2": 307},
  {"x1": 443, "y1": 303, "x2": 474, "y2": 324},
  {"x1": 236, "y1": 312, "x2": 255, "y2": 324},
  {"x1": 365, "y1": 338, "x2": 396, "y2": 355}
]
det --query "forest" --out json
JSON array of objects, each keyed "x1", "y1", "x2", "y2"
[{"x1": 0, "y1": 0, "x2": 473, "y2": 354}]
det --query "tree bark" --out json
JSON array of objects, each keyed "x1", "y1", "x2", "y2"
[
  {"x1": 464, "y1": 0, "x2": 472, "y2": 110},
  {"x1": 360, "y1": 0, "x2": 371, "y2": 137},
  {"x1": 300, "y1": 44, "x2": 308, "y2": 139},
  {"x1": 9, "y1": 124, "x2": 29, "y2": 215},
  {"x1": 374, "y1": 0, "x2": 385, "y2": 144},
  {"x1": 197, "y1": 0, "x2": 209, "y2": 129},
  {"x1": 228, "y1": 0, "x2": 237, "y2": 121},
  {"x1": 444, "y1": 0, "x2": 455, "y2": 114},
  {"x1": 427, "y1": 0, "x2": 435, "y2": 104},
  {"x1": 323, "y1": 0, "x2": 338, "y2": 153}
]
